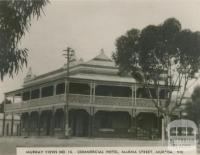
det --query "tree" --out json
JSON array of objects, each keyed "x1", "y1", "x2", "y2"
[
  {"x1": 186, "y1": 86, "x2": 200, "y2": 127},
  {"x1": 113, "y1": 18, "x2": 200, "y2": 125},
  {"x1": 0, "y1": 0, "x2": 49, "y2": 80}
]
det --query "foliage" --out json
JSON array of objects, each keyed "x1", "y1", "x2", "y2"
[
  {"x1": 0, "y1": 0, "x2": 49, "y2": 80},
  {"x1": 186, "y1": 86, "x2": 200, "y2": 125},
  {"x1": 113, "y1": 18, "x2": 200, "y2": 117}
]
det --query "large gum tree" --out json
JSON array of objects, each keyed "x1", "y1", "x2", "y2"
[
  {"x1": 0, "y1": 0, "x2": 49, "y2": 80},
  {"x1": 113, "y1": 18, "x2": 200, "y2": 130}
]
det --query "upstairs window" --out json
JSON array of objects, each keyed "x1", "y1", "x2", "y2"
[
  {"x1": 69, "y1": 83, "x2": 90, "y2": 95},
  {"x1": 41, "y1": 86, "x2": 54, "y2": 97},
  {"x1": 31, "y1": 89, "x2": 40, "y2": 99},
  {"x1": 22, "y1": 91, "x2": 30, "y2": 101},
  {"x1": 56, "y1": 83, "x2": 65, "y2": 95},
  {"x1": 96, "y1": 85, "x2": 131, "y2": 97},
  {"x1": 159, "y1": 89, "x2": 166, "y2": 99}
]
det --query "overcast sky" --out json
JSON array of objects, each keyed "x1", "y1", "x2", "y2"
[{"x1": 1, "y1": 0, "x2": 200, "y2": 102}]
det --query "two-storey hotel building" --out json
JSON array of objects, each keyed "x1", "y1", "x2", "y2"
[{"x1": 3, "y1": 51, "x2": 169, "y2": 139}]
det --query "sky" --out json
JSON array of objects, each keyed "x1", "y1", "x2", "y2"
[{"x1": 1, "y1": 0, "x2": 200, "y2": 102}]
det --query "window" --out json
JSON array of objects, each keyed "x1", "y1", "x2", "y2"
[
  {"x1": 42, "y1": 86, "x2": 54, "y2": 97},
  {"x1": 69, "y1": 83, "x2": 90, "y2": 95},
  {"x1": 96, "y1": 85, "x2": 131, "y2": 97},
  {"x1": 178, "y1": 127, "x2": 187, "y2": 136},
  {"x1": 159, "y1": 89, "x2": 166, "y2": 99},
  {"x1": 188, "y1": 127, "x2": 194, "y2": 136},
  {"x1": 31, "y1": 89, "x2": 40, "y2": 99},
  {"x1": 22, "y1": 91, "x2": 30, "y2": 101},
  {"x1": 56, "y1": 83, "x2": 65, "y2": 95}
]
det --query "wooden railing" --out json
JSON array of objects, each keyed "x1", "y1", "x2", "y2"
[
  {"x1": 4, "y1": 94, "x2": 90, "y2": 112},
  {"x1": 4, "y1": 94, "x2": 65, "y2": 111},
  {"x1": 4, "y1": 103, "x2": 22, "y2": 111},
  {"x1": 5, "y1": 94, "x2": 164, "y2": 112},
  {"x1": 136, "y1": 98, "x2": 155, "y2": 107},
  {"x1": 95, "y1": 96, "x2": 132, "y2": 106},
  {"x1": 68, "y1": 94, "x2": 90, "y2": 105}
]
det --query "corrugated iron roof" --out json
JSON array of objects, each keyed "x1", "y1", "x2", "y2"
[{"x1": 71, "y1": 73, "x2": 136, "y2": 83}]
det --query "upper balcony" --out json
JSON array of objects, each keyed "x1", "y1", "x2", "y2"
[
  {"x1": 4, "y1": 94, "x2": 164, "y2": 113},
  {"x1": 4, "y1": 82, "x2": 166, "y2": 113}
]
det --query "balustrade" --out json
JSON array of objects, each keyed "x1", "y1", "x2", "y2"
[
  {"x1": 68, "y1": 94, "x2": 90, "y2": 104},
  {"x1": 136, "y1": 98, "x2": 155, "y2": 107},
  {"x1": 5, "y1": 94, "x2": 164, "y2": 112},
  {"x1": 95, "y1": 96, "x2": 132, "y2": 106},
  {"x1": 4, "y1": 103, "x2": 21, "y2": 111}
]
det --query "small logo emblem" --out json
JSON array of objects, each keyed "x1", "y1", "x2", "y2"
[{"x1": 166, "y1": 119, "x2": 197, "y2": 152}]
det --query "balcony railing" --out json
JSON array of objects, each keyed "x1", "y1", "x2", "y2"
[
  {"x1": 4, "y1": 94, "x2": 162, "y2": 112},
  {"x1": 136, "y1": 98, "x2": 155, "y2": 107},
  {"x1": 95, "y1": 96, "x2": 132, "y2": 106},
  {"x1": 68, "y1": 94, "x2": 90, "y2": 105},
  {"x1": 4, "y1": 95, "x2": 65, "y2": 112}
]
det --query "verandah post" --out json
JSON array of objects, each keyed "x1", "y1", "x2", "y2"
[
  {"x1": 11, "y1": 113, "x2": 14, "y2": 136},
  {"x1": 38, "y1": 110, "x2": 41, "y2": 136}
]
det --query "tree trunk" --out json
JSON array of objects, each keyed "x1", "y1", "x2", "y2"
[{"x1": 163, "y1": 114, "x2": 171, "y2": 140}]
